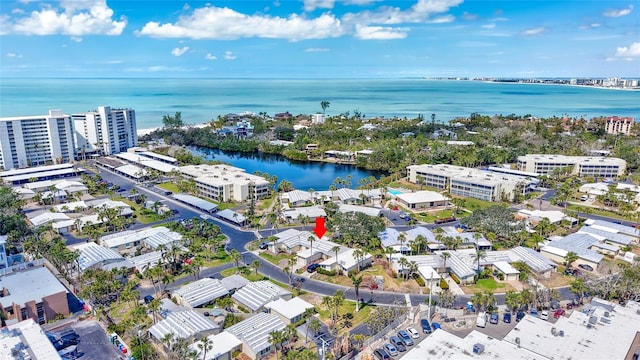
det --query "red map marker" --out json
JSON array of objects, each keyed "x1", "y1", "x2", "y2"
[{"x1": 314, "y1": 217, "x2": 326, "y2": 238}]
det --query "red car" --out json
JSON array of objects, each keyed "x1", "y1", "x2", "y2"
[{"x1": 553, "y1": 309, "x2": 566, "y2": 318}]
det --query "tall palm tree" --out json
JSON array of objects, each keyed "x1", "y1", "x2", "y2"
[
  {"x1": 331, "y1": 245, "x2": 341, "y2": 274},
  {"x1": 196, "y1": 336, "x2": 213, "y2": 360},
  {"x1": 268, "y1": 330, "x2": 285, "y2": 360},
  {"x1": 229, "y1": 249, "x2": 242, "y2": 272},
  {"x1": 475, "y1": 249, "x2": 486, "y2": 275},
  {"x1": 352, "y1": 249, "x2": 363, "y2": 272},
  {"x1": 398, "y1": 257, "x2": 409, "y2": 280},
  {"x1": 440, "y1": 252, "x2": 451, "y2": 274},
  {"x1": 386, "y1": 246, "x2": 395, "y2": 265},
  {"x1": 398, "y1": 234, "x2": 406, "y2": 254},
  {"x1": 308, "y1": 236, "x2": 315, "y2": 257},
  {"x1": 251, "y1": 259, "x2": 261, "y2": 276},
  {"x1": 351, "y1": 275, "x2": 363, "y2": 309},
  {"x1": 320, "y1": 101, "x2": 330, "y2": 115}
]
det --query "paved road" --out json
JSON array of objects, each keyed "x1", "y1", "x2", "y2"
[{"x1": 80, "y1": 167, "x2": 588, "y2": 306}]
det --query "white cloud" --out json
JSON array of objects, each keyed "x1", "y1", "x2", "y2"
[
  {"x1": 6, "y1": 52, "x2": 23, "y2": 58},
  {"x1": 482, "y1": 23, "x2": 496, "y2": 29},
  {"x1": 615, "y1": 42, "x2": 640, "y2": 58},
  {"x1": 205, "y1": 53, "x2": 217, "y2": 60},
  {"x1": 520, "y1": 26, "x2": 545, "y2": 36},
  {"x1": 303, "y1": 0, "x2": 335, "y2": 11},
  {"x1": 305, "y1": 47, "x2": 330, "y2": 52},
  {"x1": 6, "y1": 0, "x2": 126, "y2": 35},
  {"x1": 462, "y1": 12, "x2": 477, "y2": 20},
  {"x1": 355, "y1": 25, "x2": 408, "y2": 40},
  {"x1": 343, "y1": 0, "x2": 463, "y2": 25},
  {"x1": 138, "y1": 6, "x2": 344, "y2": 41},
  {"x1": 171, "y1": 46, "x2": 190, "y2": 56},
  {"x1": 603, "y1": 5, "x2": 633, "y2": 18},
  {"x1": 70, "y1": 36, "x2": 82, "y2": 42},
  {"x1": 223, "y1": 51, "x2": 237, "y2": 60}
]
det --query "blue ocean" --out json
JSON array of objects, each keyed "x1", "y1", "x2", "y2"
[{"x1": 1, "y1": 78, "x2": 638, "y2": 130}]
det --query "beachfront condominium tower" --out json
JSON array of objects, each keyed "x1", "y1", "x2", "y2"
[
  {"x1": 0, "y1": 110, "x2": 76, "y2": 170},
  {"x1": 73, "y1": 106, "x2": 137, "y2": 157}
]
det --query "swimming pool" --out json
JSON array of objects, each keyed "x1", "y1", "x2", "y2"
[{"x1": 388, "y1": 189, "x2": 403, "y2": 195}]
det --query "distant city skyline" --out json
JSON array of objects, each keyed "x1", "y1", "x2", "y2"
[{"x1": 1, "y1": 0, "x2": 639, "y2": 78}]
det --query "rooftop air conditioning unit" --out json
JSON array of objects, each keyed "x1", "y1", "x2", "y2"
[
  {"x1": 558, "y1": 330, "x2": 565, "y2": 337},
  {"x1": 473, "y1": 344, "x2": 485, "y2": 355}
]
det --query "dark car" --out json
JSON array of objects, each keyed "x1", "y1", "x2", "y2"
[
  {"x1": 144, "y1": 295, "x2": 155, "y2": 304},
  {"x1": 503, "y1": 312, "x2": 512, "y2": 323},
  {"x1": 578, "y1": 264, "x2": 594, "y2": 272},
  {"x1": 420, "y1": 319, "x2": 432, "y2": 334},
  {"x1": 259, "y1": 242, "x2": 269, "y2": 250},
  {"x1": 489, "y1": 313, "x2": 499, "y2": 324},
  {"x1": 431, "y1": 322, "x2": 441, "y2": 330},
  {"x1": 516, "y1": 311, "x2": 526, "y2": 321},
  {"x1": 307, "y1": 263, "x2": 319, "y2": 273},
  {"x1": 389, "y1": 336, "x2": 406, "y2": 352},
  {"x1": 397, "y1": 330, "x2": 414, "y2": 346},
  {"x1": 374, "y1": 348, "x2": 391, "y2": 360}
]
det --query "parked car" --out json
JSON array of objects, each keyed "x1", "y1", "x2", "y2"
[
  {"x1": 420, "y1": 319, "x2": 432, "y2": 334},
  {"x1": 476, "y1": 313, "x2": 487, "y2": 328},
  {"x1": 554, "y1": 309, "x2": 566, "y2": 318},
  {"x1": 406, "y1": 327, "x2": 420, "y2": 338},
  {"x1": 306, "y1": 263, "x2": 319, "y2": 273},
  {"x1": 503, "y1": 312, "x2": 512, "y2": 323},
  {"x1": 580, "y1": 195, "x2": 588, "y2": 201},
  {"x1": 516, "y1": 311, "x2": 526, "y2": 322},
  {"x1": 566, "y1": 303, "x2": 574, "y2": 310},
  {"x1": 374, "y1": 348, "x2": 390, "y2": 360},
  {"x1": 144, "y1": 295, "x2": 155, "y2": 304},
  {"x1": 578, "y1": 264, "x2": 594, "y2": 272},
  {"x1": 530, "y1": 308, "x2": 538, "y2": 317},
  {"x1": 389, "y1": 337, "x2": 406, "y2": 352},
  {"x1": 383, "y1": 343, "x2": 398, "y2": 357},
  {"x1": 397, "y1": 330, "x2": 414, "y2": 346},
  {"x1": 431, "y1": 322, "x2": 441, "y2": 330},
  {"x1": 489, "y1": 313, "x2": 499, "y2": 324},
  {"x1": 259, "y1": 242, "x2": 269, "y2": 250},
  {"x1": 540, "y1": 310, "x2": 549, "y2": 320}
]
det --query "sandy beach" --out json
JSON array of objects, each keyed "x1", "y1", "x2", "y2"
[{"x1": 137, "y1": 123, "x2": 210, "y2": 137}]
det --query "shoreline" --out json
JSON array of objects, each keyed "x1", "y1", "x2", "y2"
[{"x1": 137, "y1": 122, "x2": 209, "y2": 137}]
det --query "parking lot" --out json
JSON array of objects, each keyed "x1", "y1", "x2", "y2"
[{"x1": 53, "y1": 320, "x2": 125, "y2": 360}]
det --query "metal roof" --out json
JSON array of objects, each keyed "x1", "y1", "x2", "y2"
[
  {"x1": 71, "y1": 242, "x2": 126, "y2": 271},
  {"x1": 173, "y1": 278, "x2": 229, "y2": 308},
  {"x1": 226, "y1": 313, "x2": 286, "y2": 355},
  {"x1": 216, "y1": 209, "x2": 246, "y2": 223},
  {"x1": 231, "y1": 281, "x2": 291, "y2": 312},
  {"x1": 544, "y1": 233, "x2": 604, "y2": 263},
  {"x1": 508, "y1": 246, "x2": 555, "y2": 273},
  {"x1": 338, "y1": 204, "x2": 381, "y2": 217},
  {"x1": 264, "y1": 297, "x2": 314, "y2": 321},
  {"x1": 578, "y1": 226, "x2": 633, "y2": 246},
  {"x1": 172, "y1": 193, "x2": 218, "y2": 212},
  {"x1": 148, "y1": 310, "x2": 219, "y2": 340},
  {"x1": 220, "y1": 275, "x2": 250, "y2": 292}
]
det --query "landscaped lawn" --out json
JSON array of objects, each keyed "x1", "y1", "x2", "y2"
[
  {"x1": 461, "y1": 278, "x2": 516, "y2": 294},
  {"x1": 157, "y1": 182, "x2": 180, "y2": 194},
  {"x1": 259, "y1": 251, "x2": 294, "y2": 265},
  {"x1": 316, "y1": 300, "x2": 374, "y2": 335},
  {"x1": 476, "y1": 278, "x2": 499, "y2": 290},
  {"x1": 568, "y1": 204, "x2": 630, "y2": 221}
]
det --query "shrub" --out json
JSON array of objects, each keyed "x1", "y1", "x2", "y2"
[
  {"x1": 450, "y1": 272, "x2": 461, "y2": 284},
  {"x1": 413, "y1": 273, "x2": 426, "y2": 287},
  {"x1": 497, "y1": 273, "x2": 505, "y2": 281},
  {"x1": 317, "y1": 268, "x2": 336, "y2": 276},
  {"x1": 440, "y1": 278, "x2": 449, "y2": 290},
  {"x1": 237, "y1": 305, "x2": 249, "y2": 313}
]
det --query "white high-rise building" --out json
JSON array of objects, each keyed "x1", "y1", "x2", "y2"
[
  {"x1": 0, "y1": 110, "x2": 76, "y2": 170},
  {"x1": 73, "y1": 106, "x2": 137, "y2": 157}
]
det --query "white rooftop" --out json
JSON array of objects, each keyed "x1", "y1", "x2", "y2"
[
  {"x1": 0, "y1": 318, "x2": 61, "y2": 360},
  {"x1": 503, "y1": 299, "x2": 640, "y2": 360},
  {"x1": 395, "y1": 190, "x2": 447, "y2": 204},
  {"x1": 264, "y1": 297, "x2": 314, "y2": 320},
  {"x1": 71, "y1": 242, "x2": 126, "y2": 271},
  {"x1": 128, "y1": 251, "x2": 164, "y2": 273},
  {"x1": 232, "y1": 281, "x2": 292, "y2": 312},
  {"x1": 403, "y1": 329, "x2": 544, "y2": 360},
  {"x1": 493, "y1": 261, "x2": 520, "y2": 275},
  {"x1": 0, "y1": 267, "x2": 67, "y2": 307},
  {"x1": 100, "y1": 226, "x2": 182, "y2": 250},
  {"x1": 172, "y1": 278, "x2": 229, "y2": 308},
  {"x1": 226, "y1": 313, "x2": 286, "y2": 355},
  {"x1": 338, "y1": 204, "x2": 382, "y2": 217},
  {"x1": 189, "y1": 331, "x2": 243, "y2": 360},
  {"x1": 148, "y1": 310, "x2": 218, "y2": 340},
  {"x1": 28, "y1": 212, "x2": 71, "y2": 227}
]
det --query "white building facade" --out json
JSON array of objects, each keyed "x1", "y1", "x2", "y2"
[
  {"x1": 0, "y1": 110, "x2": 76, "y2": 170},
  {"x1": 73, "y1": 106, "x2": 137, "y2": 157},
  {"x1": 516, "y1": 154, "x2": 626, "y2": 178}
]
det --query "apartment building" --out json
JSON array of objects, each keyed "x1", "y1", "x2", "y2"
[
  {"x1": 605, "y1": 116, "x2": 634, "y2": 136},
  {"x1": 0, "y1": 110, "x2": 76, "y2": 170},
  {"x1": 406, "y1": 164, "x2": 537, "y2": 202},
  {"x1": 73, "y1": 106, "x2": 137, "y2": 157},
  {"x1": 516, "y1": 154, "x2": 626, "y2": 178},
  {"x1": 0, "y1": 266, "x2": 69, "y2": 325},
  {"x1": 179, "y1": 164, "x2": 270, "y2": 202}
]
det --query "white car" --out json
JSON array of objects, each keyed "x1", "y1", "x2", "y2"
[
  {"x1": 406, "y1": 327, "x2": 420, "y2": 339},
  {"x1": 476, "y1": 313, "x2": 487, "y2": 328},
  {"x1": 540, "y1": 310, "x2": 549, "y2": 321}
]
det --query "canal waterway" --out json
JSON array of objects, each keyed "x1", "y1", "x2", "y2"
[{"x1": 191, "y1": 147, "x2": 385, "y2": 191}]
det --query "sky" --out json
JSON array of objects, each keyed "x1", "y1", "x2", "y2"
[{"x1": 1, "y1": 0, "x2": 639, "y2": 78}]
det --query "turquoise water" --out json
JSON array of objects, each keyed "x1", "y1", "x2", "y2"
[
  {"x1": 388, "y1": 189, "x2": 403, "y2": 195},
  {"x1": 1, "y1": 78, "x2": 638, "y2": 130}
]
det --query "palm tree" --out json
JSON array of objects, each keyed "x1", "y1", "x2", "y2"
[
  {"x1": 196, "y1": 336, "x2": 213, "y2": 360},
  {"x1": 148, "y1": 298, "x2": 161, "y2": 324},
  {"x1": 308, "y1": 236, "x2": 315, "y2": 257},
  {"x1": 475, "y1": 249, "x2": 486, "y2": 275},
  {"x1": 398, "y1": 257, "x2": 409, "y2": 280},
  {"x1": 229, "y1": 249, "x2": 242, "y2": 272},
  {"x1": 564, "y1": 251, "x2": 578, "y2": 269},
  {"x1": 351, "y1": 275, "x2": 363, "y2": 310},
  {"x1": 440, "y1": 252, "x2": 451, "y2": 274},
  {"x1": 398, "y1": 234, "x2": 406, "y2": 254},
  {"x1": 352, "y1": 249, "x2": 363, "y2": 272},
  {"x1": 386, "y1": 246, "x2": 395, "y2": 265},
  {"x1": 251, "y1": 259, "x2": 261, "y2": 276},
  {"x1": 570, "y1": 278, "x2": 588, "y2": 305},
  {"x1": 331, "y1": 245, "x2": 341, "y2": 274},
  {"x1": 268, "y1": 330, "x2": 285, "y2": 360},
  {"x1": 321, "y1": 101, "x2": 330, "y2": 115}
]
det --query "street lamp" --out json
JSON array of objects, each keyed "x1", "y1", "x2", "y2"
[{"x1": 428, "y1": 272, "x2": 437, "y2": 320}]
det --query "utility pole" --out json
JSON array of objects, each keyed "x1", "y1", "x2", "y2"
[{"x1": 428, "y1": 272, "x2": 436, "y2": 320}]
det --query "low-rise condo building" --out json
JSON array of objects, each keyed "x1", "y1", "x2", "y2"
[
  {"x1": 179, "y1": 164, "x2": 270, "y2": 202},
  {"x1": 407, "y1": 164, "x2": 537, "y2": 202},
  {"x1": 605, "y1": 116, "x2": 634, "y2": 135},
  {"x1": 516, "y1": 154, "x2": 626, "y2": 178}
]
